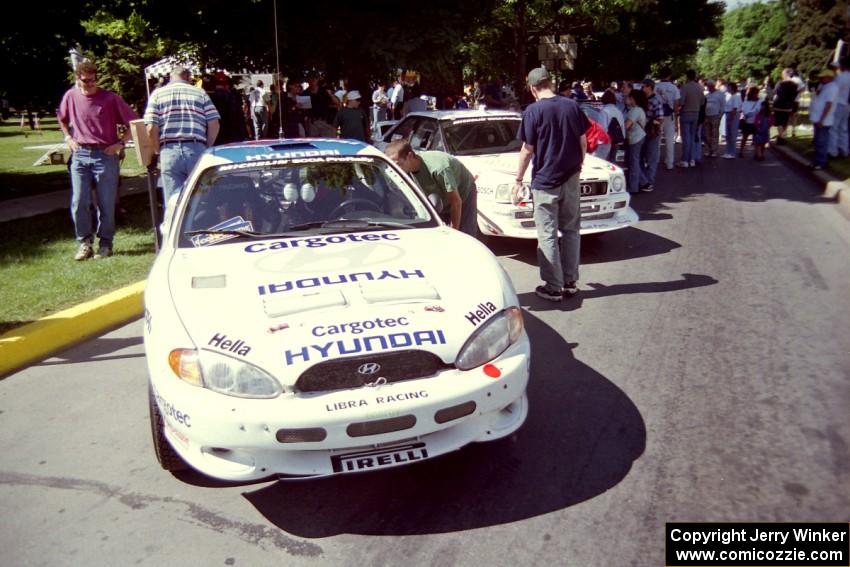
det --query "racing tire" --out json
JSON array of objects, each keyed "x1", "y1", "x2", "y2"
[{"x1": 148, "y1": 385, "x2": 189, "y2": 471}]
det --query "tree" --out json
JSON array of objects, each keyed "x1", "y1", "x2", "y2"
[
  {"x1": 779, "y1": 0, "x2": 850, "y2": 80},
  {"x1": 696, "y1": 1, "x2": 788, "y2": 82}
]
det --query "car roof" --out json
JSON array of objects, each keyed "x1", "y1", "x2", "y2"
[
  {"x1": 403, "y1": 109, "x2": 521, "y2": 122},
  {"x1": 208, "y1": 138, "x2": 381, "y2": 162}
]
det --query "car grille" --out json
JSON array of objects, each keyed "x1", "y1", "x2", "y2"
[
  {"x1": 295, "y1": 350, "x2": 449, "y2": 393},
  {"x1": 580, "y1": 181, "x2": 608, "y2": 197},
  {"x1": 584, "y1": 212, "x2": 615, "y2": 221}
]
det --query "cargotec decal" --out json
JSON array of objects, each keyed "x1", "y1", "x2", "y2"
[
  {"x1": 312, "y1": 317, "x2": 409, "y2": 337},
  {"x1": 466, "y1": 302, "x2": 497, "y2": 326},
  {"x1": 155, "y1": 391, "x2": 192, "y2": 428},
  {"x1": 331, "y1": 442, "x2": 428, "y2": 473},
  {"x1": 258, "y1": 268, "x2": 425, "y2": 295},
  {"x1": 284, "y1": 329, "x2": 446, "y2": 365},
  {"x1": 245, "y1": 233, "x2": 400, "y2": 254}
]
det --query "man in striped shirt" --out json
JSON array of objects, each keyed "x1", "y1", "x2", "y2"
[{"x1": 144, "y1": 65, "x2": 220, "y2": 220}]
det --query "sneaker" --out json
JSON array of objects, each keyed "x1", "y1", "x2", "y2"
[
  {"x1": 94, "y1": 246, "x2": 113, "y2": 259},
  {"x1": 722, "y1": 154, "x2": 735, "y2": 159},
  {"x1": 562, "y1": 282, "x2": 579, "y2": 297},
  {"x1": 689, "y1": 160, "x2": 696, "y2": 167},
  {"x1": 535, "y1": 285, "x2": 563, "y2": 302},
  {"x1": 74, "y1": 242, "x2": 93, "y2": 261},
  {"x1": 640, "y1": 184, "x2": 654, "y2": 192},
  {"x1": 677, "y1": 161, "x2": 689, "y2": 168}
]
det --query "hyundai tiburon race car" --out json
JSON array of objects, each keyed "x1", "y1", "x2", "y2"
[
  {"x1": 144, "y1": 139, "x2": 529, "y2": 481},
  {"x1": 375, "y1": 110, "x2": 638, "y2": 237}
]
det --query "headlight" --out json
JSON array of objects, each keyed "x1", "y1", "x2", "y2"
[
  {"x1": 455, "y1": 307, "x2": 524, "y2": 370},
  {"x1": 610, "y1": 174, "x2": 625, "y2": 193},
  {"x1": 495, "y1": 183, "x2": 530, "y2": 203},
  {"x1": 168, "y1": 348, "x2": 283, "y2": 398}
]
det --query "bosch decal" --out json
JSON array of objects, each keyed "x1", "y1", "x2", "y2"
[
  {"x1": 245, "y1": 233, "x2": 400, "y2": 254},
  {"x1": 207, "y1": 333, "x2": 252, "y2": 356},
  {"x1": 258, "y1": 269, "x2": 425, "y2": 295},
  {"x1": 331, "y1": 442, "x2": 429, "y2": 473},
  {"x1": 466, "y1": 302, "x2": 497, "y2": 326},
  {"x1": 285, "y1": 329, "x2": 446, "y2": 365},
  {"x1": 312, "y1": 317, "x2": 409, "y2": 337}
]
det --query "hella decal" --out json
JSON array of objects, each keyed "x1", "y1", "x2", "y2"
[
  {"x1": 284, "y1": 330, "x2": 446, "y2": 365},
  {"x1": 466, "y1": 302, "x2": 497, "y2": 326},
  {"x1": 258, "y1": 268, "x2": 424, "y2": 295},
  {"x1": 312, "y1": 316, "x2": 409, "y2": 337},
  {"x1": 208, "y1": 333, "x2": 252, "y2": 356},
  {"x1": 245, "y1": 233, "x2": 400, "y2": 254}
]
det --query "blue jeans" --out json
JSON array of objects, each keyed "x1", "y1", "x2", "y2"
[
  {"x1": 640, "y1": 135, "x2": 661, "y2": 186},
  {"x1": 160, "y1": 141, "x2": 206, "y2": 218},
  {"x1": 828, "y1": 104, "x2": 849, "y2": 156},
  {"x1": 69, "y1": 147, "x2": 120, "y2": 246},
  {"x1": 532, "y1": 172, "x2": 581, "y2": 288},
  {"x1": 459, "y1": 186, "x2": 478, "y2": 236},
  {"x1": 680, "y1": 112, "x2": 699, "y2": 162},
  {"x1": 813, "y1": 125, "x2": 830, "y2": 167},
  {"x1": 252, "y1": 107, "x2": 268, "y2": 139},
  {"x1": 693, "y1": 123, "x2": 703, "y2": 161},
  {"x1": 626, "y1": 137, "x2": 644, "y2": 192},
  {"x1": 725, "y1": 112, "x2": 740, "y2": 157}
]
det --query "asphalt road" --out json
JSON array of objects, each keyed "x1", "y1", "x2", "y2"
[{"x1": 2, "y1": 151, "x2": 849, "y2": 566}]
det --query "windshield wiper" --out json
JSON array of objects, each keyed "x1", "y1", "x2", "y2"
[
  {"x1": 288, "y1": 219, "x2": 415, "y2": 231},
  {"x1": 185, "y1": 229, "x2": 263, "y2": 238}
]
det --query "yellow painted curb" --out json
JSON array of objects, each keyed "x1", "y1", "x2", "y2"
[{"x1": 0, "y1": 280, "x2": 146, "y2": 377}]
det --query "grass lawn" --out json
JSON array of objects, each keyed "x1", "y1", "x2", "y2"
[
  {"x1": 0, "y1": 116, "x2": 145, "y2": 201},
  {"x1": 781, "y1": 130, "x2": 850, "y2": 182},
  {"x1": 0, "y1": 192, "x2": 156, "y2": 334}
]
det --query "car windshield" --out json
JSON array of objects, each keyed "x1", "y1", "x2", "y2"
[
  {"x1": 442, "y1": 118, "x2": 522, "y2": 156},
  {"x1": 178, "y1": 155, "x2": 436, "y2": 247},
  {"x1": 579, "y1": 103, "x2": 605, "y2": 124}
]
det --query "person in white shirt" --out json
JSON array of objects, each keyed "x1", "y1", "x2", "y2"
[
  {"x1": 723, "y1": 82, "x2": 743, "y2": 158},
  {"x1": 828, "y1": 58, "x2": 850, "y2": 158},
  {"x1": 703, "y1": 79, "x2": 726, "y2": 157},
  {"x1": 810, "y1": 69, "x2": 839, "y2": 169},
  {"x1": 389, "y1": 79, "x2": 404, "y2": 120},
  {"x1": 249, "y1": 80, "x2": 267, "y2": 139},
  {"x1": 654, "y1": 68, "x2": 680, "y2": 169},
  {"x1": 371, "y1": 84, "x2": 388, "y2": 126},
  {"x1": 600, "y1": 90, "x2": 625, "y2": 163}
]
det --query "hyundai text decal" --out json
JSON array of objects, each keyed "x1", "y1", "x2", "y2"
[
  {"x1": 466, "y1": 302, "x2": 497, "y2": 326},
  {"x1": 245, "y1": 233, "x2": 400, "y2": 254},
  {"x1": 284, "y1": 329, "x2": 446, "y2": 365},
  {"x1": 245, "y1": 149, "x2": 340, "y2": 161},
  {"x1": 257, "y1": 268, "x2": 424, "y2": 295},
  {"x1": 331, "y1": 442, "x2": 429, "y2": 473}
]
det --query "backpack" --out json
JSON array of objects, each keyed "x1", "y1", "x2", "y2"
[{"x1": 607, "y1": 116, "x2": 625, "y2": 145}]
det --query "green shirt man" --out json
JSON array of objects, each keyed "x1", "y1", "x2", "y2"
[{"x1": 385, "y1": 141, "x2": 478, "y2": 235}]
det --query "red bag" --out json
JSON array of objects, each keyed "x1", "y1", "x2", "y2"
[{"x1": 585, "y1": 119, "x2": 611, "y2": 153}]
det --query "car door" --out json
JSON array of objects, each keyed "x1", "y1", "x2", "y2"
[{"x1": 409, "y1": 118, "x2": 439, "y2": 151}]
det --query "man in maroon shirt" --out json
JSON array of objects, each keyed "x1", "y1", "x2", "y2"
[{"x1": 58, "y1": 61, "x2": 137, "y2": 260}]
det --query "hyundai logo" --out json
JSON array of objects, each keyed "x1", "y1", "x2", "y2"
[
  {"x1": 357, "y1": 362, "x2": 381, "y2": 375},
  {"x1": 580, "y1": 184, "x2": 594, "y2": 196}
]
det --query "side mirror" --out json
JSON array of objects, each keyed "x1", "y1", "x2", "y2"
[{"x1": 428, "y1": 192, "x2": 444, "y2": 214}]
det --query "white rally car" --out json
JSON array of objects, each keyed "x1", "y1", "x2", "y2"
[
  {"x1": 144, "y1": 139, "x2": 530, "y2": 481},
  {"x1": 375, "y1": 110, "x2": 638, "y2": 237}
]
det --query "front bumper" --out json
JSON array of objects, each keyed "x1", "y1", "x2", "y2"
[
  {"x1": 149, "y1": 336, "x2": 530, "y2": 481},
  {"x1": 478, "y1": 194, "x2": 638, "y2": 238}
]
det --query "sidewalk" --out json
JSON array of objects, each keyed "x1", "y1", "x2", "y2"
[{"x1": 2, "y1": 143, "x2": 849, "y2": 377}]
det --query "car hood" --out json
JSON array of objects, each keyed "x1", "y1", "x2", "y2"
[
  {"x1": 457, "y1": 152, "x2": 618, "y2": 182},
  {"x1": 167, "y1": 228, "x2": 513, "y2": 384}
]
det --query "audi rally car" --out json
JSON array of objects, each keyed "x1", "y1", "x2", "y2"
[
  {"x1": 375, "y1": 110, "x2": 638, "y2": 237},
  {"x1": 144, "y1": 139, "x2": 530, "y2": 481}
]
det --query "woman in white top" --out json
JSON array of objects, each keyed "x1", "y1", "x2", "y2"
[
  {"x1": 624, "y1": 90, "x2": 648, "y2": 193},
  {"x1": 600, "y1": 90, "x2": 625, "y2": 163},
  {"x1": 739, "y1": 86, "x2": 761, "y2": 157},
  {"x1": 723, "y1": 82, "x2": 743, "y2": 158}
]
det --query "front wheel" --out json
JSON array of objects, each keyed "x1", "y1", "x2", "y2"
[{"x1": 148, "y1": 384, "x2": 189, "y2": 471}]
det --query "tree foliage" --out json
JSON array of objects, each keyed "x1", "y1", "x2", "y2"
[
  {"x1": 696, "y1": 1, "x2": 787, "y2": 81},
  {"x1": 779, "y1": 0, "x2": 849, "y2": 80}
]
